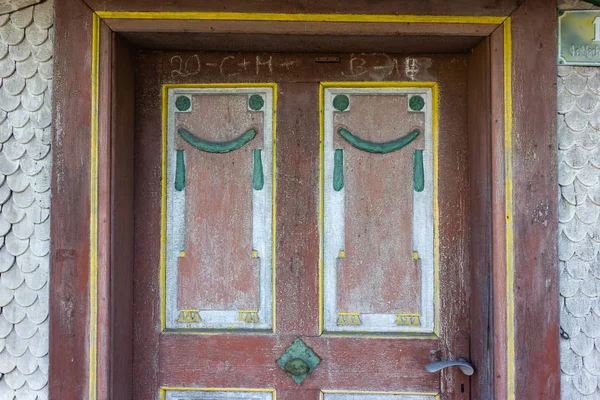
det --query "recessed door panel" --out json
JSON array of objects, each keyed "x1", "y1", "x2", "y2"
[
  {"x1": 323, "y1": 394, "x2": 436, "y2": 400},
  {"x1": 322, "y1": 86, "x2": 436, "y2": 333},
  {"x1": 164, "y1": 86, "x2": 275, "y2": 331},
  {"x1": 163, "y1": 389, "x2": 274, "y2": 400}
]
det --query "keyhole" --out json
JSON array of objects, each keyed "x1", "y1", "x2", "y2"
[{"x1": 461, "y1": 383, "x2": 465, "y2": 393}]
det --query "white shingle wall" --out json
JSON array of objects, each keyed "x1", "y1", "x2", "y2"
[
  {"x1": 557, "y1": 2, "x2": 600, "y2": 399},
  {"x1": 0, "y1": 0, "x2": 52, "y2": 398},
  {"x1": 558, "y1": 65, "x2": 600, "y2": 399}
]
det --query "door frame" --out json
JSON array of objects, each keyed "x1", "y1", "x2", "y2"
[{"x1": 49, "y1": 0, "x2": 559, "y2": 398}]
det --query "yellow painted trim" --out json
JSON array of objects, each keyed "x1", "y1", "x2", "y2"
[
  {"x1": 97, "y1": 11, "x2": 506, "y2": 25},
  {"x1": 318, "y1": 83, "x2": 325, "y2": 334},
  {"x1": 160, "y1": 387, "x2": 276, "y2": 400},
  {"x1": 83, "y1": 10, "x2": 516, "y2": 398},
  {"x1": 504, "y1": 17, "x2": 515, "y2": 400},
  {"x1": 88, "y1": 12, "x2": 100, "y2": 400},
  {"x1": 160, "y1": 84, "x2": 168, "y2": 331},
  {"x1": 272, "y1": 85, "x2": 278, "y2": 332},
  {"x1": 321, "y1": 389, "x2": 439, "y2": 397},
  {"x1": 431, "y1": 82, "x2": 440, "y2": 337},
  {"x1": 160, "y1": 83, "x2": 278, "y2": 333},
  {"x1": 318, "y1": 81, "x2": 439, "y2": 337}
]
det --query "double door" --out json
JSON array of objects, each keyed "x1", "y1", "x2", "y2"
[{"x1": 133, "y1": 52, "x2": 470, "y2": 399}]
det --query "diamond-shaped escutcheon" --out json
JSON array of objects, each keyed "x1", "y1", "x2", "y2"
[{"x1": 276, "y1": 338, "x2": 321, "y2": 385}]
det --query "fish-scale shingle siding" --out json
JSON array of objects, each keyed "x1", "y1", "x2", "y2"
[
  {"x1": 0, "y1": 1, "x2": 52, "y2": 398},
  {"x1": 559, "y1": 65, "x2": 600, "y2": 400}
]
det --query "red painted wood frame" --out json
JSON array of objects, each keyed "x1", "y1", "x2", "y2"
[{"x1": 50, "y1": 0, "x2": 558, "y2": 398}]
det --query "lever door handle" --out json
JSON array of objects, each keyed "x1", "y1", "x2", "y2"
[{"x1": 425, "y1": 358, "x2": 475, "y2": 376}]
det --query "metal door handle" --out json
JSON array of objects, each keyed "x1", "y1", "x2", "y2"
[{"x1": 425, "y1": 358, "x2": 475, "y2": 376}]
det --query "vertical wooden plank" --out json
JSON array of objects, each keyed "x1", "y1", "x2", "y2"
[
  {"x1": 133, "y1": 50, "x2": 162, "y2": 400},
  {"x1": 275, "y1": 82, "x2": 320, "y2": 336},
  {"x1": 110, "y1": 34, "x2": 136, "y2": 399},
  {"x1": 490, "y1": 25, "x2": 508, "y2": 400},
  {"x1": 467, "y1": 37, "x2": 492, "y2": 400},
  {"x1": 510, "y1": 0, "x2": 560, "y2": 398},
  {"x1": 435, "y1": 55, "x2": 470, "y2": 400},
  {"x1": 50, "y1": 0, "x2": 94, "y2": 397},
  {"x1": 96, "y1": 19, "x2": 113, "y2": 400}
]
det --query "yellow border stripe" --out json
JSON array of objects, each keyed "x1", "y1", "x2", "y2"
[
  {"x1": 160, "y1": 85, "x2": 168, "y2": 331},
  {"x1": 160, "y1": 387, "x2": 276, "y2": 400},
  {"x1": 97, "y1": 11, "x2": 505, "y2": 24},
  {"x1": 318, "y1": 84, "x2": 325, "y2": 334},
  {"x1": 160, "y1": 83, "x2": 278, "y2": 332},
  {"x1": 431, "y1": 83, "x2": 440, "y2": 337},
  {"x1": 271, "y1": 86, "x2": 278, "y2": 331},
  {"x1": 321, "y1": 390, "x2": 439, "y2": 397},
  {"x1": 504, "y1": 17, "x2": 515, "y2": 400},
  {"x1": 318, "y1": 81, "x2": 439, "y2": 337},
  {"x1": 88, "y1": 12, "x2": 100, "y2": 400}
]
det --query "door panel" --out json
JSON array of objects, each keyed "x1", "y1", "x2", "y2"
[
  {"x1": 162, "y1": 389, "x2": 274, "y2": 400},
  {"x1": 322, "y1": 86, "x2": 436, "y2": 333},
  {"x1": 134, "y1": 51, "x2": 469, "y2": 399},
  {"x1": 164, "y1": 86, "x2": 275, "y2": 331}
]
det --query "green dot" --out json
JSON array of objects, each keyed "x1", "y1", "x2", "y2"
[
  {"x1": 249, "y1": 94, "x2": 264, "y2": 111},
  {"x1": 175, "y1": 96, "x2": 191, "y2": 112},
  {"x1": 409, "y1": 95, "x2": 425, "y2": 111},
  {"x1": 333, "y1": 95, "x2": 349, "y2": 111}
]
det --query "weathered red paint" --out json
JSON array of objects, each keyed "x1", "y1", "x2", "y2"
[
  {"x1": 175, "y1": 95, "x2": 263, "y2": 310},
  {"x1": 334, "y1": 95, "x2": 425, "y2": 314}
]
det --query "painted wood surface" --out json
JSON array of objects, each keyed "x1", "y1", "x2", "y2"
[
  {"x1": 82, "y1": 0, "x2": 520, "y2": 16},
  {"x1": 47, "y1": 2, "x2": 563, "y2": 398},
  {"x1": 323, "y1": 89, "x2": 433, "y2": 333},
  {"x1": 109, "y1": 34, "x2": 135, "y2": 400},
  {"x1": 467, "y1": 37, "x2": 493, "y2": 400},
  {"x1": 49, "y1": 0, "x2": 93, "y2": 398},
  {"x1": 323, "y1": 394, "x2": 435, "y2": 400},
  {"x1": 511, "y1": 0, "x2": 560, "y2": 398},
  {"x1": 133, "y1": 52, "x2": 470, "y2": 398},
  {"x1": 165, "y1": 88, "x2": 274, "y2": 330},
  {"x1": 96, "y1": 20, "x2": 113, "y2": 399},
  {"x1": 489, "y1": 26, "x2": 509, "y2": 400},
  {"x1": 163, "y1": 389, "x2": 273, "y2": 400}
]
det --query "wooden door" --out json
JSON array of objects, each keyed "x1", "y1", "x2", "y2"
[{"x1": 133, "y1": 52, "x2": 470, "y2": 400}]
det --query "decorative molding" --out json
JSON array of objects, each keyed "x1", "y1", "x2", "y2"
[
  {"x1": 323, "y1": 393, "x2": 437, "y2": 400},
  {"x1": 276, "y1": 338, "x2": 321, "y2": 385},
  {"x1": 337, "y1": 312, "x2": 362, "y2": 326},
  {"x1": 164, "y1": 85, "x2": 275, "y2": 331},
  {"x1": 238, "y1": 310, "x2": 259, "y2": 323},
  {"x1": 178, "y1": 310, "x2": 201, "y2": 323},
  {"x1": 178, "y1": 128, "x2": 257, "y2": 153},
  {"x1": 337, "y1": 127, "x2": 420, "y2": 154},
  {"x1": 322, "y1": 84, "x2": 436, "y2": 334},
  {"x1": 162, "y1": 389, "x2": 273, "y2": 400}
]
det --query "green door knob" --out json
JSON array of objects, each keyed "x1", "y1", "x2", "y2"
[{"x1": 284, "y1": 358, "x2": 309, "y2": 376}]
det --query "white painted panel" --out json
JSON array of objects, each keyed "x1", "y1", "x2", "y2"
[
  {"x1": 323, "y1": 393, "x2": 436, "y2": 400},
  {"x1": 322, "y1": 86, "x2": 435, "y2": 333},
  {"x1": 165, "y1": 390, "x2": 273, "y2": 400},
  {"x1": 165, "y1": 86, "x2": 274, "y2": 331}
]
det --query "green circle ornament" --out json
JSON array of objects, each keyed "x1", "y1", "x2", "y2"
[
  {"x1": 175, "y1": 96, "x2": 191, "y2": 112},
  {"x1": 409, "y1": 95, "x2": 425, "y2": 111},
  {"x1": 333, "y1": 94, "x2": 350, "y2": 111},
  {"x1": 249, "y1": 94, "x2": 265, "y2": 111}
]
